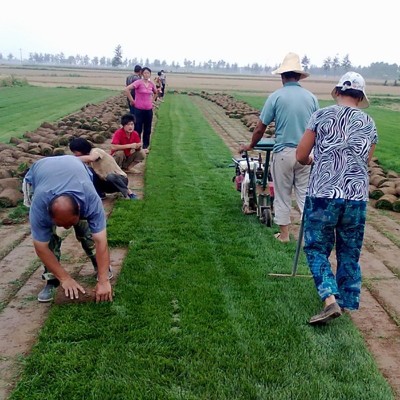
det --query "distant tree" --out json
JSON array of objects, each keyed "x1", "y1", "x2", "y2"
[
  {"x1": 264, "y1": 64, "x2": 272, "y2": 74},
  {"x1": 82, "y1": 55, "x2": 90, "y2": 65},
  {"x1": 301, "y1": 55, "x2": 310, "y2": 71},
  {"x1": 100, "y1": 57, "x2": 106, "y2": 66},
  {"x1": 111, "y1": 45, "x2": 123, "y2": 67},
  {"x1": 341, "y1": 54, "x2": 352, "y2": 71},
  {"x1": 243, "y1": 64, "x2": 251, "y2": 73},
  {"x1": 368, "y1": 62, "x2": 399, "y2": 80},
  {"x1": 322, "y1": 57, "x2": 332, "y2": 75},
  {"x1": 7, "y1": 53, "x2": 14, "y2": 60},
  {"x1": 251, "y1": 63, "x2": 263, "y2": 73},
  {"x1": 66, "y1": 55, "x2": 75, "y2": 65},
  {"x1": 332, "y1": 54, "x2": 340, "y2": 75},
  {"x1": 92, "y1": 56, "x2": 99, "y2": 66},
  {"x1": 204, "y1": 60, "x2": 212, "y2": 70},
  {"x1": 183, "y1": 58, "x2": 192, "y2": 69},
  {"x1": 0, "y1": 52, "x2": 3, "y2": 60},
  {"x1": 217, "y1": 60, "x2": 226, "y2": 69}
]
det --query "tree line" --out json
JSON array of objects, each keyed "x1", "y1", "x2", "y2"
[{"x1": 1, "y1": 44, "x2": 399, "y2": 81}]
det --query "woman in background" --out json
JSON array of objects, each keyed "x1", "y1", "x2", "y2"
[{"x1": 125, "y1": 67, "x2": 158, "y2": 153}]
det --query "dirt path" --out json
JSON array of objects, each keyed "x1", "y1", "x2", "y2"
[{"x1": 1, "y1": 94, "x2": 400, "y2": 399}]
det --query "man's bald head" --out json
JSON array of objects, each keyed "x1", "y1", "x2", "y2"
[{"x1": 48, "y1": 194, "x2": 80, "y2": 229}]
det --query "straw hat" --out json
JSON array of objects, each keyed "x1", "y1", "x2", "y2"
[
  {"x1": 331, "y1": 71, "x2": 369, "y2": 109},
  {"x1": 272, "y1": 52, "x2": 309, "y2": 80}
]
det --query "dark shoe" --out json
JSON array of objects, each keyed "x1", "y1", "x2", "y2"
[
  {"x1": 308, "y1": 302, "x2": 342, "y2": 325},
  {"x1": 96, "y1": 266, "x2": 114, "y2": 281},
  {"x1": 98, "y1": 192, "x2": 106, "y2": 200},
  {"x1": 128, "y1": 193, "x2": 138, "y2": 200},
  {"x1": 37, "y1": 283, "x2": 57, "y2": 303}
]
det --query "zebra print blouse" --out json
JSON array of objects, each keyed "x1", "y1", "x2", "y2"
[{"x1": 306, "y1": 105, "x2": 378, "y2": 201}]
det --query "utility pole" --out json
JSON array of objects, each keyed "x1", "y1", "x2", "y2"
[{"x1": 19, "y1": 48, "x2": 22, "y2": 64}]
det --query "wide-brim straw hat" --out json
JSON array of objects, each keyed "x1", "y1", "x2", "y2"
[{"x1": 272, "y1": 52, "x2": 310, "y2": 80}]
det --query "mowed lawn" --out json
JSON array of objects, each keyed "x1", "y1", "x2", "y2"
[
  {"x1": 0, "y1": 86, "x2": 118, "y2": 142},
  {"x1": 9, "y1": 93, "x2": 394, "y2": 399}
]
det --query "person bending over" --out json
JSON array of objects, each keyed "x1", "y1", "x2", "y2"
[
  {"x1": 24, "y1": 155, "x2": 113, "y2": 303},
  {"x1": 69, "y1": 137, "x2": 138, "y2": 200}
]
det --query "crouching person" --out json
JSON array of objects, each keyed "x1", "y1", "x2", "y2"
[
  {"x1": 110, "y1": 113, "x2": 146, "y2": 170},
  {"x1": 69, "y1": 137, "x2": 138, "y2": 200},
  {"x1": 23, "y1": 155, "x2": 113, "y2": 303}
]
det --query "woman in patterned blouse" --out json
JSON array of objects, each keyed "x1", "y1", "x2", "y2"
[{"x1": 296, "y1": 72, "x2": 378, "y2": 325}]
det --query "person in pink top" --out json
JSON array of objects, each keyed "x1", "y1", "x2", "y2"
[{"x1": 125, "y1": 67, "x2": 159, "y2": 152}]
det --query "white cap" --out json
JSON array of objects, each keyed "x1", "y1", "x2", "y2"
[{"x1": 331, "y1": 71, "x2": 369, "y2": 108}]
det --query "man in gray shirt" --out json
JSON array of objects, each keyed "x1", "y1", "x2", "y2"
[{"x1": 24, "y1": 155, "x2": 113, "y2": 303}]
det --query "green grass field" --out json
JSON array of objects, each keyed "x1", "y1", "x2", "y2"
[
  {"x1": 9, "y1": 94, "x2": 395, "y2": 399},
  {"x1": 0, "y1": 86, "x2": 118, "y2": 142}
]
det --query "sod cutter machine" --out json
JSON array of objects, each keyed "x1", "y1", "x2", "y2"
[{"x1": 232, "y1": 138, "x2": 275, "y2": 227}]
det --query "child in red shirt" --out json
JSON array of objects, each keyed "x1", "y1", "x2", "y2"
[{"x1": 110, "y1": 113, "x2": 146, "y2": 170}]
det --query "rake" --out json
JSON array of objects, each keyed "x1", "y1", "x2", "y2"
[
  {"x1": 268, "y1": 210, "x2": 312, "y2": 278},
  {"x1": 269, "y1": 161, "x2": 314, "y2": 278}
]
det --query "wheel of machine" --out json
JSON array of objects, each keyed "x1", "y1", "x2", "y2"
[
  {"x1": 248, "y1": 192, "x2": 256, "y2": 211},
  {"x1": 261, "y1": 207, "x2": 273, "y2": 227}
]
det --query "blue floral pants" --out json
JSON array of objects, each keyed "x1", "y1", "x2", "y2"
[{"x1": 303, "y1": 196, "x2": 367, "y2": 310}]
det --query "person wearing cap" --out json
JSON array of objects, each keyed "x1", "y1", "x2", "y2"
[
  {"x1": 296, "y1": 72, "x2": 377, "y2": 325},
  {"x1": 23, "y1": 155, "x2": 114, "y2": 303},
  {"x1": 240, "y1": 52, "x2": 319, "y2": 242}
]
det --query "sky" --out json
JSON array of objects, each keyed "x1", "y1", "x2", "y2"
[{"x1": 0, "y1": 0, "x2": 398, "y2": 69}]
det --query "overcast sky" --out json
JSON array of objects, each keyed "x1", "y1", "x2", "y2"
[{"x1": 1, "y1": 0, "x2": 398, "y2": 68}]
